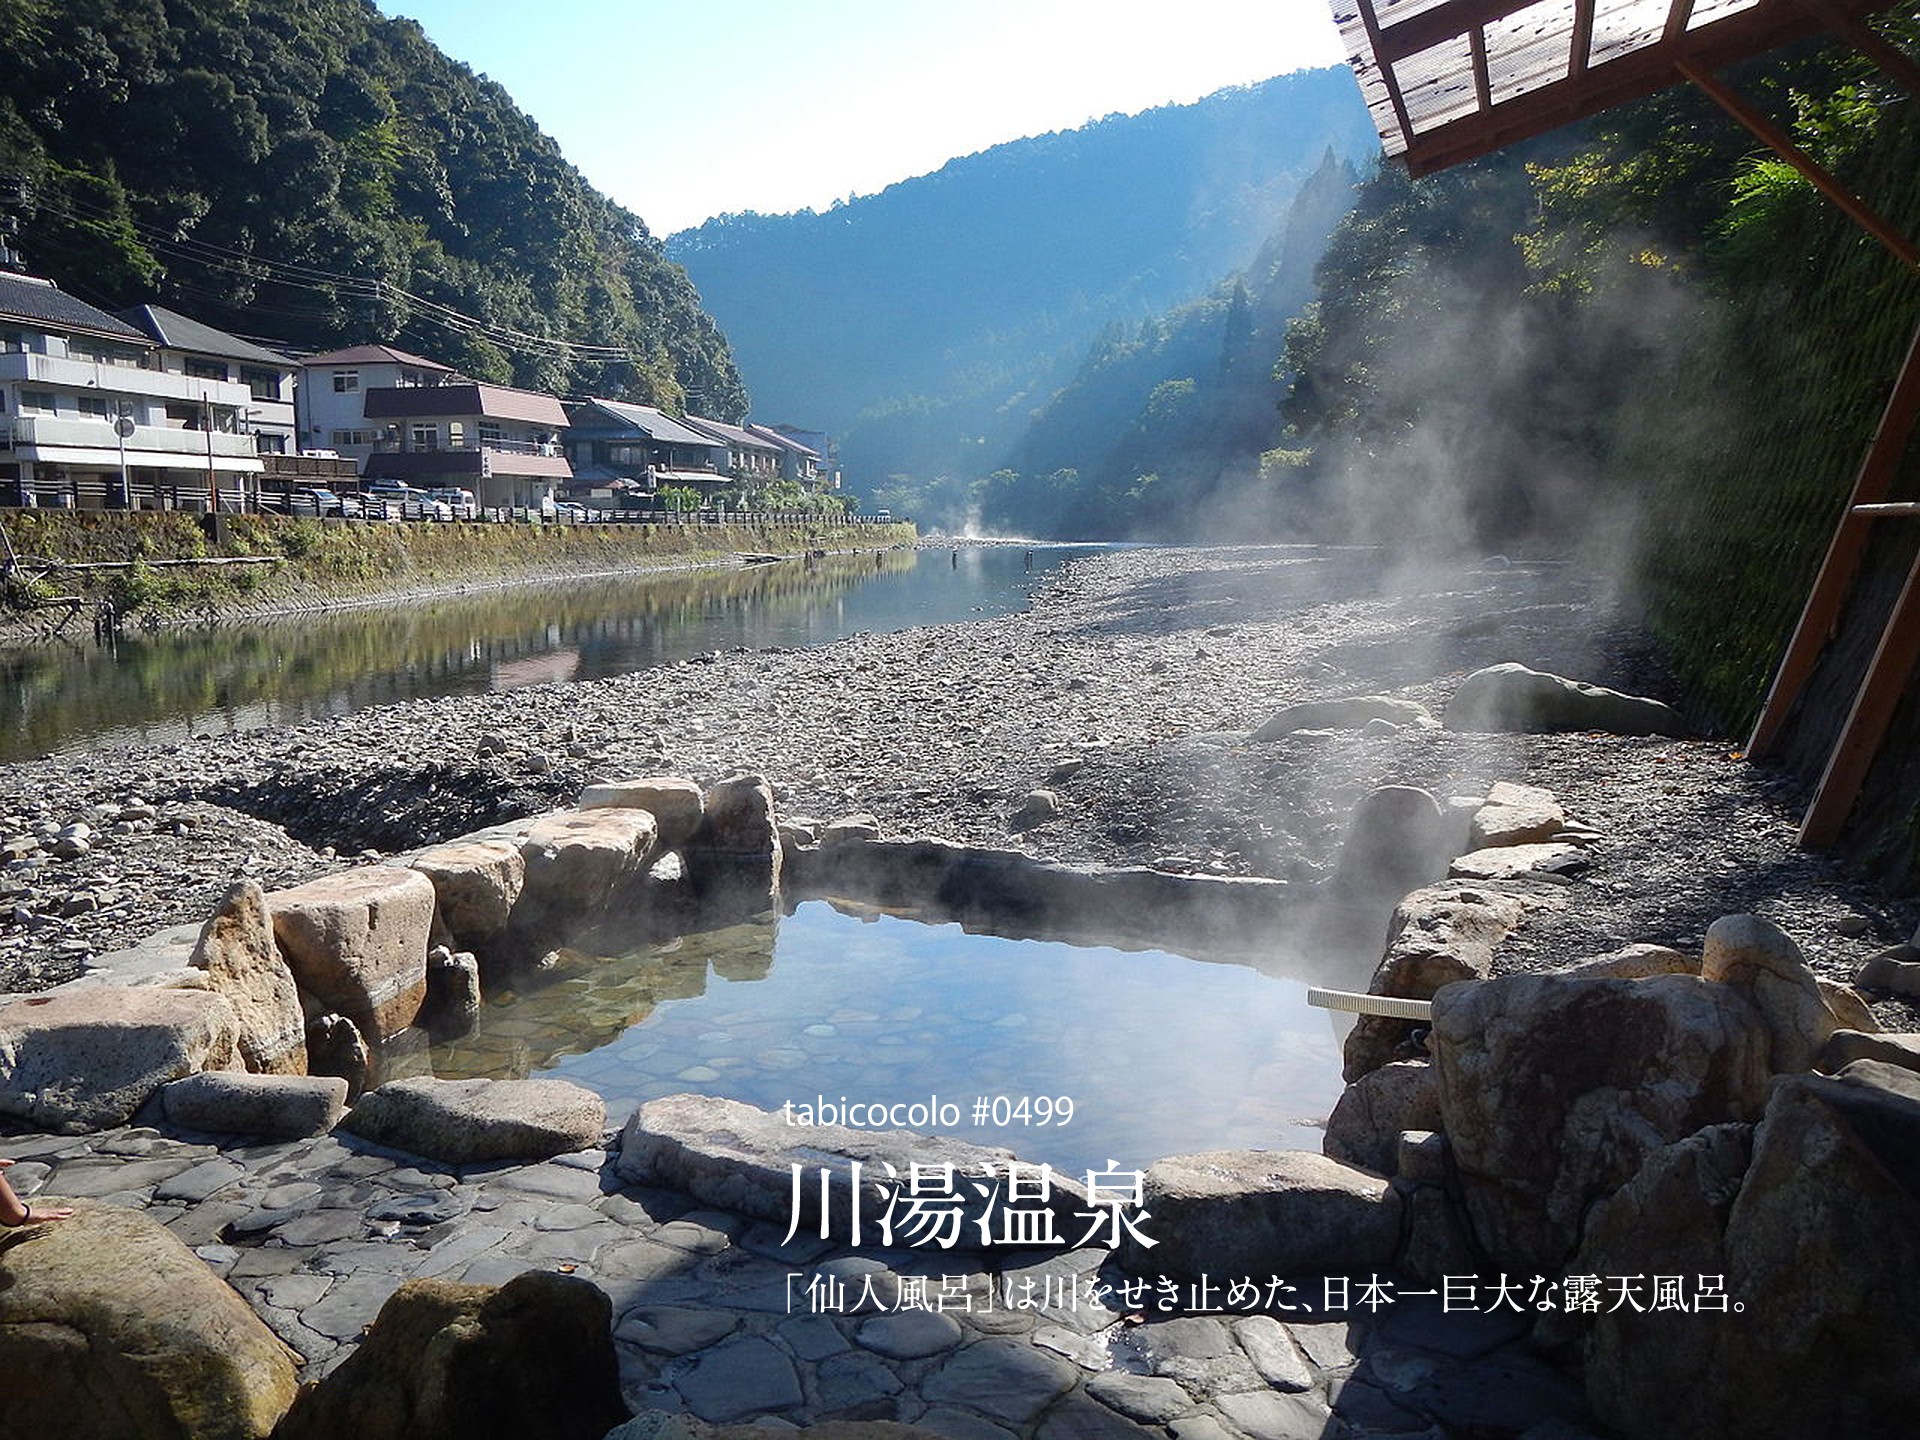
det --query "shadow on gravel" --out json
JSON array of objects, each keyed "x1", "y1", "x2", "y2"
[{"x1": 192, "y1": 761, "x2": 572, "y2": 854}]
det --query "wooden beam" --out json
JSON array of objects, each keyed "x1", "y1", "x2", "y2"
[
  {"x1": 1664, "y1": 0, "x2": 1697, "y2": 45},
  {"x1": 1676, "y1": 61, "x2": 1920, "y2": 268},
  {"x1": 1571, "y1": 0, "x2": 1598, "y2": 77},
  {"x1": 1800, "y1": 544, "x2": 1920, "y2": 846},
  {"x1": 1471, "y1": 25, "x2": 1494, "y2": 113},
  {"x1": 1355, "y1": 0, "x2": 1418, "y2": 156},
  {"x1": 1749, "y1": 320, "x2": 1920, "y2": 757},
  {"x1": 1375, "y1": 0, "x2": 1539, "y2": 65}
]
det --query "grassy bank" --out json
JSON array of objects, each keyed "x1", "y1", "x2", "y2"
[{"x1": 0, "y1": 510, "x2": 917, "y2": 627}]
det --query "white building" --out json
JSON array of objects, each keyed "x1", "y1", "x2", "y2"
[
  {"x1": 293, "y1": 343, "x2": 461, "y2": 471},
  {"x1": 119, "y1": 304, "x2": 299, "y2": 457},
  {"x1": 0, "y1": 272, "x2": 264, "y2": 509}
]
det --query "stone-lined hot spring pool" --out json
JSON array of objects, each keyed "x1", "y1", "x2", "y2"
[{"x1": 426, "y1": 900, "x2": 1348, "y2": 1177}]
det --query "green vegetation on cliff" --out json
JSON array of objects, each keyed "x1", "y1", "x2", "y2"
[{"x1": 0, "y1": 0, "x2": 747, "y2": 416}]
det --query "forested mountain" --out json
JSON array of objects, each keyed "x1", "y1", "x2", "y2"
[
  {"x1": 0, "y1": 0, "x2": 746, "y2": 416},
  {"x1": 668, "y1": 69, "x2": 1376, "y2": 493},
  {"x1": 972, "y1": 147, "x2": 1360, "y2": 537}
]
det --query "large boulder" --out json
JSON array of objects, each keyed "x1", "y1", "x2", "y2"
[
  {"x1": 1467, "y1": 781, "x2": 1567, "y2": 847},
  {"x1": 409, "y1": 838, "x2": 525, "y2": 949},
  {"x1": 1249, "y1": 695, "x2": 1436, "y2": 740},
  {"x1": 1343, "y1": 884, "x2": 1533, "y2": 1082},
  {"x1": 190, "y1": 879, "x2": 307, "y2": 1075},
  {"x1": 0, "y1": 1198, "x2": 300, "y2": 1438},
  {"x1": 1699, "y1": 913, "x2": 1834, "y2": 1074},
  {"x1": 1114, "y1": 1149, "x2": 1401, "y2": 1281},
  {"x1": 162, "y1": 1070, "x2": 348, "y2": 1138},
  {"x1": 1322, "y1": 1060, "x2": 1441, "y2": 1176},
  {"x1": 518, "y1": 808, "x2": 659, "y2": 923},
  {"x1": 0, "y1": 987, "x2": 242, "y2": 1132},
  {"x1": 1580, "y1": 1062, "x2": 1920, "y2": 1440},
  {"x1": 267, "y1": 867, "x2": 437, "y2": 1043},
  {"x1": 578, "y1": 775, "x2": 705, "y2": 847},
  {"x1": 1329, "y1": 785, "x2": 1454, "y2": 903},
  {"x1": 1816, "y1": 1029, "x2": 1920, "y2": 1076},
  {"x1": 1433, "y1": 972, "x2": 1775, "y2": 1269},
  {"x1": 339, "y1": 1076, "x2": 606, "y2": 1165},
  {"x1": 273, "y1": 1272, "x2": 626, "y2": 1440},
  {"x1": 1444, "y1": 663, "x2": 1687, "y2": 736},
  {"x1": 1447, "y1": 842, "x2": 1587, "y2": 881},
  {"x1": 687, "y1": 773, "x2": 782, "y2": 916},
  {"x1": 616, "y1": 1093, "x2": 1083, "y2": 1241}
]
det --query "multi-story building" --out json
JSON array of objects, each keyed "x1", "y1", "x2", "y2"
[
  {"x1": 0, "y1": 271, "x2": 264, "y2": 509},
  {"x1": 118, "y1": 304, "x2": 299, "y2": 457},
  {"x1": 762, "y1": 424, "x2": 842, "y2": 490},
  {"x1": 298, "y1": 345, "x2": 571, "y2": 510},
  {"x1": 294, "y1": 344, "x2": 461, "y2": 470},
  {"x1": 562, "y1": 398, "x2": 731, "y2": 505},
  {"x1": 678, "y1": 415, "x2": 784, "y2": 484},
  {"x1": 746, "y1": 423, "x2": 826, "y2": 488}
]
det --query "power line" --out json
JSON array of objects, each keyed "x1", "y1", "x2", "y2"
[{"x1": 12, "y1": 177, "x2": 653, "y2": 369}]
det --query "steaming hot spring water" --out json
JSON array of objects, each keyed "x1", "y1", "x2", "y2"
[{"x1": 426, "y1": 901, "x2": 1349, "y2": 1177}]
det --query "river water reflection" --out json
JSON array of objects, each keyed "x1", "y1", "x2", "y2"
[
  {"x1": 428, "y1": 901, "x2": 1346, "y2": 1177},
  {"x1": 0, "y1": 545, "x2": 1104, "y2": 761}
]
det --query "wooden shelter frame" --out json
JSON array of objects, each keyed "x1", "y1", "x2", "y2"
[{"x1": 1332, "y1": 0, "x2": 1920, "y2": 848}]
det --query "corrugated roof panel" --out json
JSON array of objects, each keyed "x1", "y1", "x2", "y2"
[
  {"x1": 1485, "y1": 0, "x2": 1579, "y2": 107},
  {"x1": 1400, "y1": 35, "x2": 1480, "y2": 130}
]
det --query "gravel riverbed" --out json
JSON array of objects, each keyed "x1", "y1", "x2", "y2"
[{"x1": 2, "y1": 543, "x2": 1913, "y2": 1010}]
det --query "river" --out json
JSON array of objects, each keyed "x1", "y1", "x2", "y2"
[{"x1": 0, "y1": 544, "x2": 1109, "y2": 762}]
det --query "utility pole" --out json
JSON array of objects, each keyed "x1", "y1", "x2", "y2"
[{"x1": 203, "y1": 391, "x2": 219, "y2": 513}]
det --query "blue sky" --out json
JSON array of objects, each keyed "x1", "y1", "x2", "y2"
[{"x1": 378, "y1": 0, "x2": 1352, "y2": 236}]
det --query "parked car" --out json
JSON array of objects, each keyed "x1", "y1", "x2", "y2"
[
  {"x1": 556, "y1": 502, "x2": 594, "y2": 523},
  {"x1": 423, "y1": 486, "x2": 478, "y2": 520},
  {"x1": 365, "y1": 477, "x2": 420, "y2": 504}
]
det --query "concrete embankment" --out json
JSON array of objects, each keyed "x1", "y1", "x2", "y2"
[{"x1": 0, "y1": 510, "x2": 917, "y2": 632}]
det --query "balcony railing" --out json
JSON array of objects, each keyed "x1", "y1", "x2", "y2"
[
  {"x1": 0, "y1": 351, "x2": 256, "y2": 408},
  {"x1": 375, "y1": 436, "x2": 562, "y2": 457},
  {"x1": 2, "y1": 413, "x2": 260, "y2": 460}
]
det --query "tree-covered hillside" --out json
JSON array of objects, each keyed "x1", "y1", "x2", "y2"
[
  {"x1": 668, "y1": 69, "x2": 1376, "y2": 485},
  {"x1": 0, "y1": 0, "x2": 747, "y2": 416}
]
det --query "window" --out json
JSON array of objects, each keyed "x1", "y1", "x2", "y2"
[
  {"x1": 77, "y1": 395, "x2": 110, "y2": 420},
  {"x1": 332, "y1": 370, "x2": 359, "y2": 393},
  {"x1": 19, "y1": 390, "x2": 57, "y2": 415},
  {"x1": 185, "y1": 357, "x2": 230, "y2": 382},
  {"x1": 447, "y1": 421, "x2": 465, "y2": 448},
  {"x1": 165, "y1": 401, "x2": 204, "y2": 429},
  {"x1": 71, "y1": 338, "x2": 143, "y2": 366},
  {"x1": 0, "y1": 330, "x2": 27, "y2": 354},
  {"x1": 255, "y1": 433, "x2": 287, "y2": 455},
  {"x1": 330, "y1": 428, "x2": 378, "y2": 446},
  {"x1": 399, "y1": 368, "x2": 424, "y2": 387},
  {"x1": 241, "y1": 367, "x2": 281, "y2": 402},
  {"x1": 409, "y1": 423, "x2": 438, "y2": 452},
  {"x1": 477, "y1": 421, "x2": 503, "y2": 447}
]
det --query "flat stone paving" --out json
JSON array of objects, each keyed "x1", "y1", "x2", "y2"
[{"x1": 6, "y1": 1124, "x2": 1599, "y2": 1438}]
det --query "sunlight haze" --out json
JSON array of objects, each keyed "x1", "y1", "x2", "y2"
[{"x1": 377, "y1": 0, "x2": 1352, "y2": 235}]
